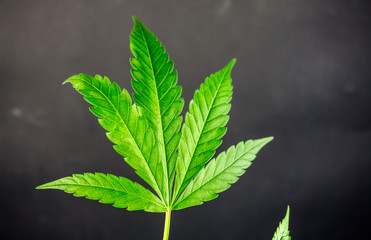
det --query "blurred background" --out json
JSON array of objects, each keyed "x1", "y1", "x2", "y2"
[{"x1": 1, "y1": 0, "x2": 370, "y2": 239}]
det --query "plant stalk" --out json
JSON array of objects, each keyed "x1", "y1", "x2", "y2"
[{"x1": 163, "y1": 209, "x2": 171, "y2": 240}]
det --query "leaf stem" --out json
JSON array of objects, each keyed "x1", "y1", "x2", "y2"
[{"x1": 162, "y1": 209, "x2": 171, "y2": 240}]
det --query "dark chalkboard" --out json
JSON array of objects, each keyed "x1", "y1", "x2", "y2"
[{"x1": 1, "y1": 0, "x2": 370, "y2": 239}]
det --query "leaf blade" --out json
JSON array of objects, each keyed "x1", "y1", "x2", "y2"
[
  {"x1": 36, "y1": 173, "x2": 166, "y2": 212},
  {"x1": 272, "y1": 206, "x2": 291, "y2": 240},
  {"x1": 173, "y1": 137, "x2": 273, "y2": 210},
  {"x1": 63, "y1": 74, "x2": 166, "y2": 204},
  {"x1": 130, "y1": 17, "x2": 184, "y2": 203},
  {"x1": 172, "y1": 59, "x2": 236, "y2": 204}
]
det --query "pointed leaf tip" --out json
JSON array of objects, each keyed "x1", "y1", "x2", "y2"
[
  {"x1": 255, "y1": 136, "x2": 274, "y2": 146},
  {"x1": 35, "y1": 183, "x2": 49, "y2": 190},
  {"x1": 132, "y1": 16, "x2": 143, "y2": 26},
  {"x1": 228, "y1": 58, "x2": 237, "y2": 67},
  {"x1": 272, "y1": 205, "x2": 291, "y2": 240},
  {"x1": 62, "y1": 79, "x2": 69, "y2": 85},
  {"x1": 221, "y1": 58, "x2": 237, "y2": 76},
  {"x1": 62, "y1": 76, "x2": 72, "y2": 85},
  {"x1": 62, "y1": 74, "x2": 80, "y2": 85}
]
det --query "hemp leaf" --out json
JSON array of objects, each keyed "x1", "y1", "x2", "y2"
[
  {"x1": 37, "y1": 16, "x2": 276, "y2": 240},
  {"x1": 273, "y1": 206, "x2": 291, "y2": 240}
]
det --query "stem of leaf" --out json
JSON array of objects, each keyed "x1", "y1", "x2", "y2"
[{"x1": 162, "y1": 209, "x2": 171, "y2": 240}]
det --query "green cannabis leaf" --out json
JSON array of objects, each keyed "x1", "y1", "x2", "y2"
[
  {"x1": 37, "y1": 16, "x2": 278, "y2": 240},
  {"x1": 272, "y1": 206, "x2": 291, "y2": 240}
]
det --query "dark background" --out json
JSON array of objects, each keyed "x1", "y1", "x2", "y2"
[{"x1": 1, "y1": 0, "x2": 370, "y2": 239}]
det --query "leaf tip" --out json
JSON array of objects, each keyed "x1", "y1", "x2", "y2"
[
  {"x1": 36, "y1": 181, "x2": 56, "y2": 190},
  {"x1": 257, "y1": 136, "x2": 274, "y2": 146},
  {"x1": 35, "y1": 184, "x2": 47, "y2": 190},
  {"x1": 62, "y1": 74, "x2": 79, "y2": 85},
  {"x1": 229, "y1": 58, "x2": 237, "y2": 66},
  {"x1": 286, "y1": 205, "x2": 290, "y2": 220},
  {"x1": 62, "y1": 78, "x2": 71, "y2": 85},
  {"x1": 132, "y1": 16, "x2": 142, "y2": 26},
  {"x1": 223, "y1": 58, "x2": 237, "y2": 76},
  {"x1": 249, "y1": 136, "x2": 274, "y2": 154}
]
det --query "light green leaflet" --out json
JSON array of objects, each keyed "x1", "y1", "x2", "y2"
[
  {"x1": 37, "y1": 173, "x2": 166, "y2": 212},
  {"x1": 130, "y1": 17, "x2": 184, "y2": 204},
  {"x1": 272, "y1": 206, "x2": 291, "y2": 240},
  {"x1": 172, "y1": 58, "x2": 235, "y2": 204},
  {"x1": 36, "y1": 16, "x2": 278, "y2": 240},
  {"x1": 173, "y1": 138, "x2": 273, "y2": 210}
]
